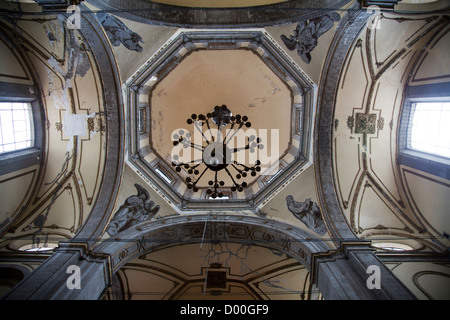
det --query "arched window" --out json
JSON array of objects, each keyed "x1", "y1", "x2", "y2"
[
  {"x1": 371, "y1": 242, "x2": 413, "y2": 252},
  {"x1": 409, "y1": 101, "x2": 450, "y2": 159},
  {"x1": 398, "y1": 82, "x2": 450, "y2": 180},
  {"x1": 0, "y1": 102, "x2": 34, "y2": 154},
  {"x1": 18, "y1": 243, "x2": 58, "y2": 252},
  {"x1": 0, "y1": 82, "x2": 43, "y2": 176}
]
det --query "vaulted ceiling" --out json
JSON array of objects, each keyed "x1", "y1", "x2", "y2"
[{"x1": 0, "y1": 0, "x2": 449, "y2": 300}]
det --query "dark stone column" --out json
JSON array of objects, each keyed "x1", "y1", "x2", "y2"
[
  {"x1": 312, "y1": 243, "x2": 417, "y2": 299},
  {"x1": 2, "y1": 243, "x2": 110, "y2": 300}
]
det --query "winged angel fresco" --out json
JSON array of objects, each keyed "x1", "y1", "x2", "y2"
[
  {"x1": 106, "y1": 184, "x2": 160, "y2": 236},
  {"x1": 281, "y1": 12, "x2": 340, "y2": 64}
]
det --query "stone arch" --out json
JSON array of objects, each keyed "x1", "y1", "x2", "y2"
[
  {"x1": 88, "y1": 0, "x2": 354, "y2": 28},
  {"x1": 68, "y1": 8, "x2": 125, "y2": 245},
  {"x1": 92, "y1": 214, "x2": 331, "y2": 275},
  {"x1": 314, "y1": 6, "x2": 372, "y2": 242}
]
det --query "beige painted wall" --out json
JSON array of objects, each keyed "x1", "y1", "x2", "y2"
[{"x1": 332, "y1": 12, "x2": 450, "y2": 252}]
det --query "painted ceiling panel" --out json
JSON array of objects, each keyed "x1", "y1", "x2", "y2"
[
  {"x1": 332, "y1": 11, "x2": 450, "y2": 251},
  {"x1": 0, "y1": 0, "x2": 449, "y2": 301},
  {"x1": 109, "y1": 243, "x2": 309, "y2": 300}
]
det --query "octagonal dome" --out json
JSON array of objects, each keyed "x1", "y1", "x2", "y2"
[
  {"x1": 150, "y1": 49, "x2": 292, "y2": 190},
  {"x1": 125, "y1": 30, "x2": 316, "y2": 212}
]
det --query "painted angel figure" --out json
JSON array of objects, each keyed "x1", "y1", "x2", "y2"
[
  {"x1": 286, "y1": 195, "x2": 327, "y2": 236},
  {"x1": 106, "y1": 184, "x2": 160, "y2": 236},
  {"x1": 281, "y1": 12, "x2": 340, "y2": 64}
]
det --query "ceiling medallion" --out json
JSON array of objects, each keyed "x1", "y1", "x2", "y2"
[{"x1": 171, "y1": 105, "x2": 263, "y2": 198}]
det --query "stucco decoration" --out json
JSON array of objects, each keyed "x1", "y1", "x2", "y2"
[
  {"x1": 286, "y1": 195, "x2": 327, "y2": 236},
  {"x1": 106, "y1": 184, "x2": 160, "y2": 236},
  {"x1": 96, "y1": 12, "x2": 143, "y2": 52},
  {"x1": 281, "y1": 12, "x2": 340, "y2": 64}
]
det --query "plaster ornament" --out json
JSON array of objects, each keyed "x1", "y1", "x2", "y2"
[
  {"x1": 107, "y1": 184, "x2": 160, "y2": 236},
  {"x1": 281, "y1": 12, "x2": 340, "y2": 64},
  {"x1": 286, "y1": 195, "x2": 327, "y2": 236}
]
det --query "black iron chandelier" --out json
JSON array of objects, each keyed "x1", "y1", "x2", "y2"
[{"x1": 171, "y1": 105, "x2": 263, "y2": 198}]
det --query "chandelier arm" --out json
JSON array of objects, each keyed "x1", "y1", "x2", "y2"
[
  {"x1": 233, "y1": 160, "x2": 252, "y2": 170},
  {"x1": 230, "y1": 163, "x2": 244, "y2": 175},
  {"x1": 192, "y1": 166, "x2": 208, "y2": 186},
  {"x1": 230, "y1": 144, "x2": 251, "y2": 153},
  {"x1": 224, "y1": 121, "x2": 246, "y2": 145},
  {"x1": 224, "y1": 167, "x2": 239, "y2": 188},
  {"x1": 175, "y1": 159, "x2": 202, "y2": 167},
  {"x1": 194, "y1": 120, "x2": 211, "y2": 144},
  {"x1": 214, "y1": 171, "x2": 219, "y2": 194},
  {"x1": 191, "y1": 162, "x2": 202, "y2": 169},
  {"x1": 205, "y1": 119, "x2": 216, "y2": 143},
  {"x1": 223, "y1": 121, "x2": 236, "y2": 143},
  {"x1": 189, "y1": 143, "x2": 205, "y2": 152}
]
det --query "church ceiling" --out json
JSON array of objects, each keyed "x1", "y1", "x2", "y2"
[
  {"x1": 104, "y1": 243, "x2": 314, "y2": 300},
  {"x1": 332, "y1": 12, "x2": 450, "y2": 251},
  {"x1": 123, "y1": 28, "x2": 316, "y2": 212},
  {"x1": 0, "y1": 13, "x2": 109, "y2": 251},
  {"x1": 0, "y1": 0, "x2": 449, "y2": 301}
]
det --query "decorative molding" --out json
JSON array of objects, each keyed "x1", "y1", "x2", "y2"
[
  {"x1": 87, "y1": 0, "x2": 353, "y2": 28},
  {"x1": 106, "y1": 184, "x2": 160, "y2": 236},
  {"x1": 94, "y1": 214, "x2": 331, "y2": 274},
  {"x1": 315, "y1": 4, "x2": 371, "y2": 242},
  {"x1": 413, "y1": 270, "x2": 450, "y2": 300},
  {"x1": 124, "y1": 29, "x2": 316, "y2": 212},
  {"x1": 105, "y1": 251, "x2": 310, "y2": 299},
  {"x1": 329, "y1": 10, "x2": 450, "y2": 248},
  {"x1": 68, "y1": 5, "x2": 125, "y2": 246},
  {"x1": 286, "y1": 196, "x2": 327, "y2": 236},
  {"x1": 354, "y1": 112, "x2": 377, "y2": 135}
]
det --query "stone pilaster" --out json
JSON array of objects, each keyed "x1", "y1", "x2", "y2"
[
  {"x1": 2, "y1": 243, "x2": 111, "y2": 300},
  {"x1": 311, "y1": 242, "x2": 417, "y2": 300}
]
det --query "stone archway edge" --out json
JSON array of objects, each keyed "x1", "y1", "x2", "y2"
[
  {"x1": 4, "y1": 215, "x2": 416, "y2": 299},
  {"x1": 92, "y1": 213, "x2": 332, "y2": 274},
  {"x1": 87, "y1": 0, "x2": 354, "y2": 28}
]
